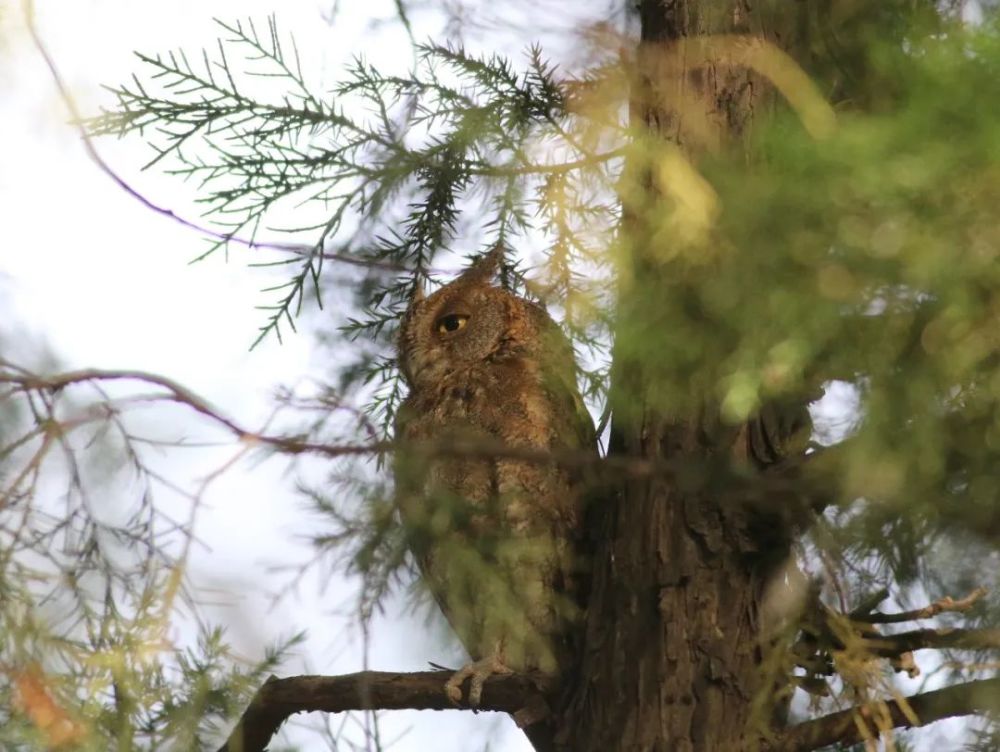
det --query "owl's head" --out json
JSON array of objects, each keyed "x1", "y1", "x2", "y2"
[{"x1": 398, "y1": 247, "x2": 519, "y2": 389}]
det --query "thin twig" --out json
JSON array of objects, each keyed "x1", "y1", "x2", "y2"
[
  {"x1": 20, "y1": 0, "x2": 407, "y2": 272},
  {"x1": 854, "y1": 587, "x2": 988, "y2": 625}
]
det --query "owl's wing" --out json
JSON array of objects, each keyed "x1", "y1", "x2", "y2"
[
  {"x1": 524, "y1": 304, "x2": 601, "y2": 671},
  {"x1": 393, "y1": 393, "x2": 499, "y2": 656},
  {"x1": 529, "y1": 304, "x2": 597, "y2": 455},
  {"x1": 392, "y1": 395, "x2": 439, "y2": 572}
]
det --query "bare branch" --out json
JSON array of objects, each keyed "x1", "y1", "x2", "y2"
[
  {"x1": 854, "y1": 587, "x2": 989, "y2": 625},
  {"x1": 217, "y1": 670, "x2": 553, "y2": 752},
  {"x1": 0, "y1": 364, "x2": 633, "y2": 473},
  {"x1": 861, "y1": 626, "x2": 1000, "y2": 658},
  {"x1": 775, "y1": 677, "x2": 1000, "y2": 752}
]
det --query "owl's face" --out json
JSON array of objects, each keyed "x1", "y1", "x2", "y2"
[{"x1": 399, "y1": 280, "x2": 510, "y2": 390}]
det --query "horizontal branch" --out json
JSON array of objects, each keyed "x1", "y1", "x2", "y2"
[
  {"x1": 217, "y1": 670, "x2": 551, "y2": 752},
  {"x1": 863, "y1": 626, "x2": 1000, "y2": 658},
  {"x1": 776, "y1": 677, "x2": 1000, "y2": 752},
  {"x1": 1, "y1": 364, "x2": 845, "y2": 512},
  {"x1": 855, "y1": 587, "x2": 988, "y2": 625},
  {"x1": 0, "y1": 365, "x2": 651, "y2": 475},
  {"x1": 221, "y1": 671, "x2": 1000, "y2": 752}
]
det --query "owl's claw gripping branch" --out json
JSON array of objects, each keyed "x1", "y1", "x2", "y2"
[{"x1": 446, "y1": 654, "x2": 514, "y2": 706}]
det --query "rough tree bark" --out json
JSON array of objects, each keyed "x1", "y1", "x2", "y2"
[{"x1": 562, "y1": 3, "x2": 798, "y2": 750}]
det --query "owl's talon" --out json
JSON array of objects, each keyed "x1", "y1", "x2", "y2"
[
  {"x1": 444, "y1": 677, "x2": 465, "y2": 705},
  {"x1": 445, "y1": 655, "x2": 512, "y2": 707}
]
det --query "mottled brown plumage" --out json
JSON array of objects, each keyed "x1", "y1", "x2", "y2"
[{"x1": 395, "y1": 248, "x2": 595, "y2": 707}]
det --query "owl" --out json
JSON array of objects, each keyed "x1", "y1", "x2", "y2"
[{"x1": 395, "y1": 246, "x2": 596, "y2": 710}]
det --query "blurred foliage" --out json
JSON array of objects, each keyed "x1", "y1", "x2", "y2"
[
  {"x1": 0, "y1": 350, "x2": 304, "y2": 749},
  {"x1": 0, "y1": 0, "x2": 998, "y2": 749},
  {"x1": 737, "y1": 21, "x2": 1000, "y2": 562},
  {"x1": 618, "y1": 15, "x2": 1000, "y2": 540}
]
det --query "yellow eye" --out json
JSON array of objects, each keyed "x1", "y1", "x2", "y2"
[{"x1": 436, "y1": 314, "x2": 469, "y2": 334}]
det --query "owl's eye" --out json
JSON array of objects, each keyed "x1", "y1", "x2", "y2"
[{"x1": 436, "y1": 314, "x2": 469, "y2": 334}]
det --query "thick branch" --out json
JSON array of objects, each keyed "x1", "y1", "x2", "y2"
[
  {"x1": 217, "y1": 670, "x2": 551, "y2": 752},
  {"x1": 775, "y1": 677, "x2": 1000, "y2": 752}
]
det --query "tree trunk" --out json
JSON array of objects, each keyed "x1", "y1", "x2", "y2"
[{"x1": 561, "y1": 3, "x2": 796, "y2": 750}]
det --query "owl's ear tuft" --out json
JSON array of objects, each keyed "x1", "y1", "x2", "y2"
[
  {"x1": 409, "y1": 277, "x2": 426, "y2": 304},
  {"x1": 457, "y1": 244, "x2": 505, "y2": 286}
]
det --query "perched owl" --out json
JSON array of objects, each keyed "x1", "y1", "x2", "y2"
[{"x1": 395, "y1": 247, "x2": 595, "y2": 709}]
